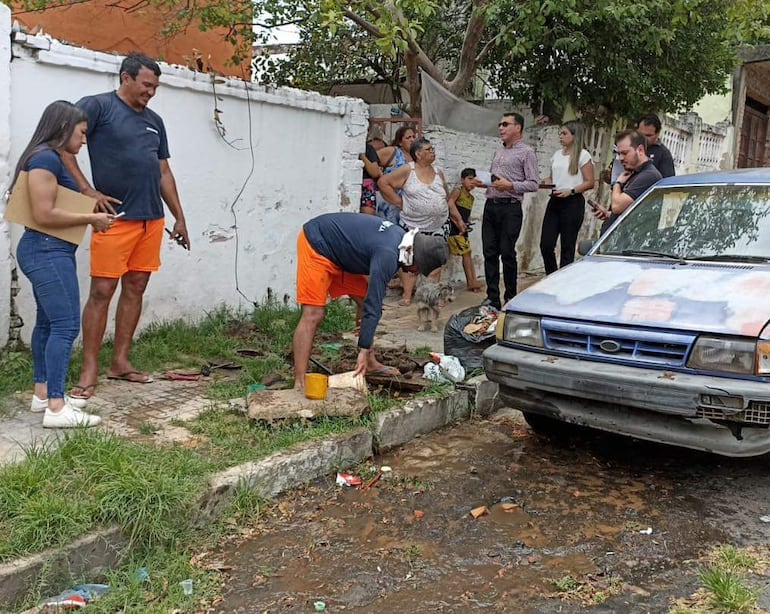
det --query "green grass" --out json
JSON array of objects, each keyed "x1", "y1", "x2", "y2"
[
  {"x1": 0, "y1": 296, "x2": 462, "y2": 610},
  {"x1": 553, "y1": 575, "x2": 580, "y2": 592},
  {"x1": 0, "y1": 350, "x2": 34, "y2": 399},
  {"x1": 712, "y1": 545, "x2": 759, "y2": 574},
  {"x1": 0, "y1": 430, "x2": 211, "y2": 561},
  {"x1": 187, "y1": 408, "x2": 367, "y2": 468},
  {"x1": 65, "y1": 545, "x2": 223, "y2": 613},
  {"x1": 699, "y1": 567, "x2": 759, "y2": 613}
]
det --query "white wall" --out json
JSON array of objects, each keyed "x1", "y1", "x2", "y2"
[
  {"x1": 0, "y1": 5, "x2": 12, "y2": 348},
  {"x1": 1, "y1": 23, "x2": 367, "y2": 344}
]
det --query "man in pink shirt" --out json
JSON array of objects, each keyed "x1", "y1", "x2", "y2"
[{"x1": 482, "y1": 112, "x2": 539, "y2": 309}]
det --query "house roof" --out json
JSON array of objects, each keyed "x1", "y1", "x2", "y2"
[{"x1": 738, "y1": 44, "x2": 770, "y2": 64}]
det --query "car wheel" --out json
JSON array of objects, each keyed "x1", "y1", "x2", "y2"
[{"x1": 521, "y1": 411, "x2": 570, "y2": 437}]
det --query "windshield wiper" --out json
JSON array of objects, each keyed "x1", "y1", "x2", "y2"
[
  {"x1": 609, "y1": 249, "x2": 684, "y2": 261},
  {"x1": 687, "y1": 254, "x2": 770, "y2": 263}
]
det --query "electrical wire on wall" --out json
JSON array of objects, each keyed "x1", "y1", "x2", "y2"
[{"x1": 224, "y1": 68, "x2": 258, "y2": 306}]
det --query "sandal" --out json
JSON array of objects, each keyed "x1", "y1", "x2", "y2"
[{"x1": 70, "y1": 383, "x2": 96, "y2": 400}]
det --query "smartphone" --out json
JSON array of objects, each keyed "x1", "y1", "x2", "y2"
[
  {"x1": 587, "y1": 199, "x2": 600, "y2": 211},
  {"x1": 165, "y1": 228, "x2": 188, "y2": 249}
]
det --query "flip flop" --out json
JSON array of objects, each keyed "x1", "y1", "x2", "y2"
[
  {"x1": 367, "y1": 366, "x2": 401, "y2": 377},
  {"x1": 107, "y1": 371, "x2": 154, "y2": 384},
  {"x1": 162, "y1": 370, "x2": 201, "y2": 381},
  {"x1": 70, "y1": 383, "x2": 96, "y2": 400}
]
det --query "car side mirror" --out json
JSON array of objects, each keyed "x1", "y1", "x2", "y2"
[{"x1": 577, "y1": 239, "x2": 594, "y2": 256}]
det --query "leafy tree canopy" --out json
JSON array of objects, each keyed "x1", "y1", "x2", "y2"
[{"x1": 12, "y1": 0, "x2": 770, "y2": 121}]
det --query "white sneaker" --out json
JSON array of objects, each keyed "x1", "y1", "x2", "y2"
[
  {"x1": 30, "y1": 395, "x2": 48, "y2": 413},
  {"x1": 43, "y1": 403, "x2": 101, "y2": 428},
  {"x1": 30, "y1": 395, "x2": 88, "y2": 412}
]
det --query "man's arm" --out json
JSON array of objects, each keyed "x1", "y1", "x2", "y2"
[
  {"x1": 159, "y1": 159, "x2": 190, "y2": 250},
  {"x1": 610, "y1": 171, "x2": 635, "y2": 216},
  {"x1": 357, "y1": 255, "x2": 396, "y2": 350},
  {"x1": 516, "y1": 150, "x2": 540, "y2": 194},
  {"x1": 377, "y1": 164, "x2": 410, "y2": 207},
  {"x1": 59, "y1": 151, "x2": 120, "y2": 214}
]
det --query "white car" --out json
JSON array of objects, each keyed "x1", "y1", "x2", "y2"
[{"x1": 484, "y1": 169, "x2": 770, "y2": 456}]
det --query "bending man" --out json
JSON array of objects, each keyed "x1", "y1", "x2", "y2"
[{"x1": 293, "y1": 212, "x2": 448, "y2": 389}]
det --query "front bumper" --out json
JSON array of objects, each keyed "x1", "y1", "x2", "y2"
[{"x1": 483, "y1": 343, "x2": 770, "y2": 457}]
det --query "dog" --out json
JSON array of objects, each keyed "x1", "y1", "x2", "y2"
[{"x1": 415, "y1": 281, "x2": 455, "y2": 332}]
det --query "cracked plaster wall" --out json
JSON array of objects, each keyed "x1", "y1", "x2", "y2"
[{"x1": 1, "y1": 17, "x2": 367, "y2": 346}]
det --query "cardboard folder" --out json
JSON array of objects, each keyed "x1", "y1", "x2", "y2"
[{"x1": 3, "y1": 171, "x2": 97, "y2": 245}]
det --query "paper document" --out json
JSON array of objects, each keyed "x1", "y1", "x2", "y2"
[
  {"x1": 475, "y1": 171, "x2": 493, "y2": 185},
  {"x1": 4, "y1": 171, "x2": 96, "y2": 245}
]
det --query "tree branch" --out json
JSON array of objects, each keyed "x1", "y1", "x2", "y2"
[
  {"x1": 342, "y1": 9, "x2": 383, "y2": 38},
  {"x1": 381, "y1": 1, "x2": 446, "y2": 87},
  {"x1": 447, "y1": 0, "x2": 489, "y2": 95}
]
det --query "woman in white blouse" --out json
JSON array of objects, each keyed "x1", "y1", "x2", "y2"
[{"x1": 540, "y1": 121, "x2": 595, "y2": 274}]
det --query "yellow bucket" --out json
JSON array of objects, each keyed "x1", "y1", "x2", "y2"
[{"x1": 304, "y1": 373, "x2": 328, "y2": 400}]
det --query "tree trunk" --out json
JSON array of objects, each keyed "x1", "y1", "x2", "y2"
[{"x1": 405, "y1": 50, "x2": 421, "y2": 117}]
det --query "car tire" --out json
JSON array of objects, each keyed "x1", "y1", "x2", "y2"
[{"x1": 521, "y1": 411, "x2": 570, "y2": 437}]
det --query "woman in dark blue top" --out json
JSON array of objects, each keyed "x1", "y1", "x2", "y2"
[{"x1": 12, "y1": 100, "x2": 115, "y2": 428}]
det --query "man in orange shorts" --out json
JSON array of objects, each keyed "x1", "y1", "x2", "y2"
[
  {"x1": 293, "y1": 212, "x2": 448, "y2": 390},
  {"x1": 62, "y1": 53, "x2": 190, "y2": 399}
]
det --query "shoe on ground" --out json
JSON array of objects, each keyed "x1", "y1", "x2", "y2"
[
  {"x1": 481, "y1": 298, "x2": 501, "y2": 310},
  {"x1": 30, "y1": 394, "x2": 88, "y2": 413},
  {"x1": 43, "y1": 403, "x2": 101, "y2": 428}
]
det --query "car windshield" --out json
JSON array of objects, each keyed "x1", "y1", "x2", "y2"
[{"x1": 596, "y1": 184, "x2": 770, "y2": 260}]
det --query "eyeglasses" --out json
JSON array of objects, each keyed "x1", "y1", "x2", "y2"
[
  {"x1": 498, "y1": 122, "x2": 513, "y2": 128},
  {"x1": 421, "y1": 146, "x2": 435, "y2": 153}
]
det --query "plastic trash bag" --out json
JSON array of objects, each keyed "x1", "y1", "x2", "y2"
[
  {"x1": 423, "y1": 353, "x2": 465, "y2": 383},
  {"x1": 443, "y1": 305, "x2": 498, "y2": 371}
]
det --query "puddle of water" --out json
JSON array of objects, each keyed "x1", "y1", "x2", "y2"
[{"x1": 208, "y1": 418, "x2": 762, "y2": 612}]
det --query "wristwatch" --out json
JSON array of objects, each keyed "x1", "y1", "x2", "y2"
[{"x1": 570, "y1": 188, "x2": 576, "y2": 195}]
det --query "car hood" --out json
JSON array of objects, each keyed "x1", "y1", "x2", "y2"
[{"x1": 507, "y1": 257, "x2": 770, "y2": 338}]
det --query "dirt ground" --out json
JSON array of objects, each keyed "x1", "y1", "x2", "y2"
[{"x1": 205, "y1": 410, "x2": 770, "y2": 613}]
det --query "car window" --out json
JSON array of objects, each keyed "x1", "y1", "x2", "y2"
[{"x1": 596, "y1": 185, "x2": 770, "y2": 259}]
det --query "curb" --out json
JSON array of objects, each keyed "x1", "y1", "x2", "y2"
[{"x1": 1, "y1": 385, "x2": 487, "y2": 608}]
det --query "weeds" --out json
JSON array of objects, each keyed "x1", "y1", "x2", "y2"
[
  {"x1": 138, "y1": 422, "x2": 160, "y2": 435},
  {"x1": 185, "y1": 408, "x2": 366, "y2": 469},
  {"x1": 699, "y1": 567, "x2": 758, "y2": 613},
  {"x1": 671, "y1": 544, "x2": 769, "y2": 613},
  {"x1": 550, "y1": 573, "x2": 623, "y2": 605},
  {"x1": 0, "y1": 430, "x2": 211, "y2": 561}
]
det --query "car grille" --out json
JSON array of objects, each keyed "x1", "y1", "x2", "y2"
[
  {"x1": 541, "y1": 318, "x2": 695, "y2": 368},
  {"x1": 696, "y1": 402, "x2": 770, "y2": 426}
]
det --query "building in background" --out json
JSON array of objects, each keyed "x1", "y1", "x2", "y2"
[{"x1": 11, "y1": 0, "x2": 248, "y2": 77}]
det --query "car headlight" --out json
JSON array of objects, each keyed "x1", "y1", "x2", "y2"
[
  {"x1": 687, "y1": 337, "x2": 756, "y2": 375},
  {"x1": 498, "y1": 313, "x2": 543, "y2": 347}
]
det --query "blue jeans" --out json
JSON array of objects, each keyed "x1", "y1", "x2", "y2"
[{"x1": 16, "y1": 229, "x2": 81, "y2": 399}]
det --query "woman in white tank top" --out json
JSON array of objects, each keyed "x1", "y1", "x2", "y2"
[{"x1": 378, "y1": 137, "x2": 466, "y2": 305}]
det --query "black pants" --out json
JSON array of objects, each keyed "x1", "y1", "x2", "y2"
[
  {"x1": 539, "y1": 193, "x2": 586, "y2": 275},
  {"x1": 482, "y1": 199, "x2": 522, "y2": 308}
]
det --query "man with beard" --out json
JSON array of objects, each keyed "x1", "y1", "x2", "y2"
[{"x1": 593, "y1": 129, "x2": 662, "y2": 231}]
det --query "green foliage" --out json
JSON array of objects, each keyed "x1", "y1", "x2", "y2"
[
  {"x1": 0, "y1": 430, "x2": 210, "y2": 561},
  {"x1": 15, "y1": 0, "x2": 766, "y2": 121},
  {"x1": 699, "y1": 566, "x2": 759, "y2": 613}
]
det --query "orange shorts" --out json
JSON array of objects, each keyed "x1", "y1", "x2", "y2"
[
  {"x1": 90, "y1": 218, "x2": 165, "y2": 278},
  {"x1": 296, "y1": 229, "x2": 368, "y2": 306}
]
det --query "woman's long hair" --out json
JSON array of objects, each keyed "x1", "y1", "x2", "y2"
[
  {"x1": 563, "y1": 121, "x2": 586, "y2": 176},
  {"x1": 11, "y1": 100, "x2": 87, "y2": 189},
  {"x1": 391, "y1": 124, "x2": 416, "y2": 148}
]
